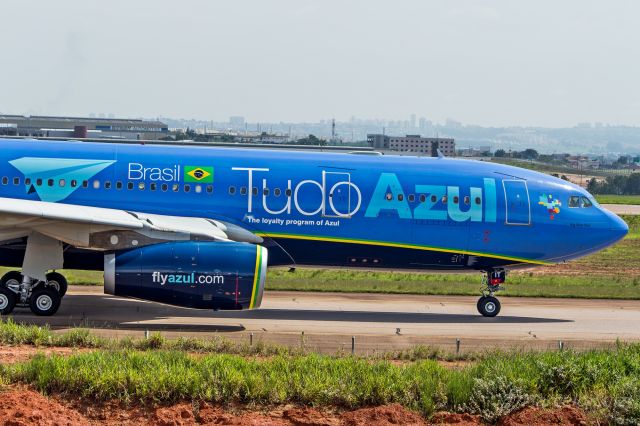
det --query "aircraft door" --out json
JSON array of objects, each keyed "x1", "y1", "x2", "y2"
[
  {"x1": 502, "y1": 180, "x2": 531, "y2": 225},
  {"x1": 322, "y1": 171, "x2": 357, "y2": 218}
]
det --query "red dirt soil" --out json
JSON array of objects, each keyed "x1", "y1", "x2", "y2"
[
  {"x1": 498, "y1": 406, "x2": 588, "y2": 426},
  {"x1": 0, "y1": 388, "x2": 590, "y2": 426},
  {"x1": 0, "y1": 345, "x2": 88, "y2": 365}
]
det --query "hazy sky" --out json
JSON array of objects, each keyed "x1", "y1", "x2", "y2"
[{"x1": 2, "y1": 0, "x2": 639, "y2": 127}]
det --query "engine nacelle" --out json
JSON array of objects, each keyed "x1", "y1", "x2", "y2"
[{"x1": 104, "y1": 242, "x2": 268, "y2": 310}]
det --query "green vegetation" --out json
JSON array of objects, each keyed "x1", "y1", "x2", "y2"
[
  {"x1": 588, "y1": 174, "x2": 640, "y2": 196},
  {"x1": 0, "y1": 319, "x2": 300, "y2": 357},
  {"x1": 266, "y1": 269, "x2": 640, "y2": 299},
  {"x1": 0, "y1": 320, "x2": 639, "y2": 423},
  {"x1": 1, "y1": 345, "x2": 640, "y2": 423},
  {"x1": 595, "y1": 194, "x2": 640, "y2": 205}
]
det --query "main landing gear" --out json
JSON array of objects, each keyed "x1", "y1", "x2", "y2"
[
  {"x1": 477, "y1": 269, "x2": 506, "y2": 317},
  {"x1": 0, "y1": 271, "x2": 67, "y2": 316}
]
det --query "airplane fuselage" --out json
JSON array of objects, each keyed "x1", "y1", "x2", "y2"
[{"x1": 0, "y1": 139, "x2": 629, "y2": 272}]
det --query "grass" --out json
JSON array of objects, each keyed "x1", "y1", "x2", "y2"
[
  {"x1": 1, "y1": 218, "x2": 637, "y2": 300},
  {"x1": 0, "y1": 318, "x2": 464, "y2": 361},
  {"x1": 0, "y1": 320, "x2": 638, "y2": 422},
  {"x1": 2, "y1": 345, "x2": 640, "y2": 423},
  {"x1": 595, "y1": 194, "x2": 640, "y2": 205}
]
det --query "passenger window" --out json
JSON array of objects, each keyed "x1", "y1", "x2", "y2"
[
  {"x1": 116, "y1": 181, "x2": 123, "y2": 190},
  {"x1": 569, "y1": 196, "x2": 580, "y2": 208},
  {"x1": 13, "y1": 177, "x2": 20, "y2": 185},
  {"x1": 386, "y1": 193, "x2": 393, "y2": 201},
  {"x1": 25, "y1": 178, "x2": 31, "y2": 186},
  {"x1": 274, "y1": 188, "x2": 281, "y2": 197},
  {"x1": 82, "y1": 180, "x2": 88, "y2": 188},
  {"x1": 1, "y1": 177, "x2": 7, "y2": 185},
  {"x1": 475, "y1": 196, "x2": 481, "y2": 205},
  {"x1": 263, "y1": 188, "x2": 269, "y2": 196},
  {"x1": 37, "y1": 179, "x2": 43, "y2": 186},
  {"x1": 127, "y1": 182, "x2": 134, "y2": 190},
  {"x1": 240, "y1": 187, "x2": 247, "y2": 195},
  {"x1": 581, "y1": 197, "x2": 593, "y2": 208},
  {"x1": 138, "y1": 182, "x2": 145, "y2": 190},
  {"x1": 206, "y1": 185, "x2": 213, "y2": 194},
  {"x1": 71, "y1": 180, "x2": 77, "y2": 188},
  {"x1": 453, "y1": 196, "x2": 459, "y2": 204},
  {"x1": 419, "y1": 194, "x2": 426, "y2": 203},
  {"x1": 430, "y1": 195, "x2": 437, "y2": 203},
  {"x1": 93, "y1": 180, "x2": 100, "y2": 189},
  {"x1": 252, "y1": 187, "x2": 258, "y2": 196},
  {"x1": 397, "y1": 194, "x2": 403, "y2": 201},
  {"x1": 442, "y1": 196, "x2": 448, "y2": 204},
  {"x1": 104, "y1": 181, "x2": 111, "y2": 189},
  {"x1": 408, "y1": 194, "x2": 415, "y2": 202},
  {"x1": 184, "y1": 184, "x2": 191, "y2": 193},
  {"x1": 464, "y1": 196, "x2": 470, "y2": 205},
  {"x1": 285, "y1": 188, "x2": 292, "y2": 197},
  {"x1": 195, "y1": 185, "x2": 202, "y2": 193},
  {"x1": 161, "y1": 184, "x2": 168, "y2": 192},
  {"x1": 228, "y1": 186, "x2": 236, "y2": 195},
  {"x1": 150, "y1": 183, "x2": 157, "y2": 191},
  {"x1": 48, "y1": 179, "x2": 54, "y2": 187},
  {"x1": 172, "y1": 184, "x2": 180, "y2": 192}
]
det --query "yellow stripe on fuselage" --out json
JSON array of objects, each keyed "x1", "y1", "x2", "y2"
[{"x1": 255, "y1": 232, "x2": 552, "y2": 266}]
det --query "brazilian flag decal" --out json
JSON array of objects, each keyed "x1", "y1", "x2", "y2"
[{"x1": 185, "y1": 166, "x2": 214, "y2": 183}]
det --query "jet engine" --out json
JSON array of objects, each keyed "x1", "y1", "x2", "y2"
[{"x1": 104, "y1": 241, "x2": 268, "y2": 310}]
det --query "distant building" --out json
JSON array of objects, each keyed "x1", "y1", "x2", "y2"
[
  {"x1": 0, "y1": 115, "x2": 168, "y2": 140},
  {"x1": 367, "y1": 134, "x2": 455, "y2": 156},
  {"x1": 202, "y1": 129, "x2": 289, "y2": 144},
  {"x1": 229, "y1": 116, "x2": 245, "y2": 128},
  {"x1": 567, "y1": 156, "x2": 600, "y2": 170}
]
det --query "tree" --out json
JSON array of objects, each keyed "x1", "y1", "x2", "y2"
[
  {"x1": 624, "y1": 173, "x2": 640, "y2": 195},
  {"x1": 522, "y1": 149, "x2": 539, "y2": 160},
  {"x1": 296, "y1": 134, "x2": 326, "y2": 146},
  {"x1": 494, "y1": 149, "x2": 506, "y2": 158}
]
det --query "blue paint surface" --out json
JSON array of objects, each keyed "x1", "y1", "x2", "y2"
[{"x1": 0, "y1": 138, "x2": 628, "y2": 270}]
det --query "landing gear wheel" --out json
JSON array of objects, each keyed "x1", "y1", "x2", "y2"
[
  {"x1": 1, "y1": 271, "x2": 22, "y2": 289},
  {"x1": 477, "y1": 296, "x2": 501, "y2": 317},
  {"x1": 45, "y1": 272, "x2": 68, "y2": 297},
  {"x1": 0, "y1": 287, "x2": 16, "y2": 315},
  {"x1": 29, "y1": 288, "x2": 61, "y2": 316}
]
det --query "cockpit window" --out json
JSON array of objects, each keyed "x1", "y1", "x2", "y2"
[
  {"x1": 581, "y1": 196, "x2": 593, "y2": 208},
  {"x1": 568, "y1": 195, "x2": 580, "y2": 208}
]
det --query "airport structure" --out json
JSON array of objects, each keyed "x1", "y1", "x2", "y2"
[
  {"x1": 367, "y1": 134, "x2": 456, "y2": 156},
  {"x1": 0, "y1": 115, "x2": 169, "y2": 140}
]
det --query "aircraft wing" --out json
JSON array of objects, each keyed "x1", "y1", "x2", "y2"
[{"x1": 0, "y1": 197, "x2": 261, "y2": 250}]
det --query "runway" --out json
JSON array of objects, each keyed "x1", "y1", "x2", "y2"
[
  {"x1": 9, "y1": 286, "x2": 640, "y2": 353},
  {"x1": 602, "y1": 204, "x2": 640, "y2": 215}
]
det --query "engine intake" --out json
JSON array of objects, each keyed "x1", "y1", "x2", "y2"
[{"x1": 104, "y1": 242, "x2": 268, "y2": 310}]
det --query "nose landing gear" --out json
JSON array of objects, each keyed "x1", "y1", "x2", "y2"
[{"x1": 477, "y1": 269, "x2": 506, "y2": 317}]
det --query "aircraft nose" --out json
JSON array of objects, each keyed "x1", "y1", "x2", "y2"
[{"x1": 606, "y1": 210, "x2": 629, "y2": 241}]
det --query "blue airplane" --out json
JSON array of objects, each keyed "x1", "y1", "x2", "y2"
[{"x1": 0, "y1": 138, "x2": 628, "y2": 317}]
